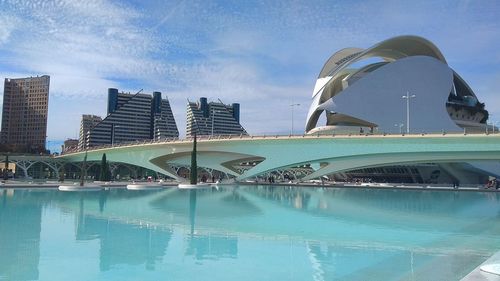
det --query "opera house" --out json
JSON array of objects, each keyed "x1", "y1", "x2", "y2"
[
  {"x1": 306, "y1": 35, "x2": 496, "y2": 184},
  {"x1": 306, "y1": 35, "x2": 489, "y2": 135}
]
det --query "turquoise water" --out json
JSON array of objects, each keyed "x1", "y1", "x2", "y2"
[{"x1": 1, "y1": 186, "x2": 500, "y2": 281}]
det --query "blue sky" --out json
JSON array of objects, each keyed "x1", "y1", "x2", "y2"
[{"x1": 0, "y1": 0, "x2": 499, "y2": 142}]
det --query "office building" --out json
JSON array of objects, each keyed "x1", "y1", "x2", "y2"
[
  {"x1": 186, "y1": 97, "x2": 247, "y2": 137},
  {"x1": 78, "y1": 115, "x2": 102, "y2": 150},
  {"x1": 1, "y1": 75, "x2": 50, "y2": 153},
  {"x1": 85, "y1": 89, "x2": 178, "y2": 148}
]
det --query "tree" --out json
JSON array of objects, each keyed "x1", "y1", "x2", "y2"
[
  {"x1": 99, "y1": 153, "x2": 110, "y2": 181},
  {"x1": 190, "y1": 134, "x2": 198, "y2": 184}
]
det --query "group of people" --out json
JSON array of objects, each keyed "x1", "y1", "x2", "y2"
[
  {"x1": 486, "y1": 178, "x2": 499, "y2": 189},
  {"x1": 199, "y1": 175, "x2": 217, "y2": 183},
  {"x1": 359, "y1": 127, "x2": 375, "y2": 134}
]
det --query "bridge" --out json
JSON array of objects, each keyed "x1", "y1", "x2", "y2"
[
  {"x1": 57, "y1": 132, "x2": 500, "y2": 183},
  {"x1": 0, "y1": 155, "x2": 65, "y2": 179}
]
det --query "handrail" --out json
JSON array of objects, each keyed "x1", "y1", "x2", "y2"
[{"x1": 59, "y1": 131, "x2": 500, "y2": 155}]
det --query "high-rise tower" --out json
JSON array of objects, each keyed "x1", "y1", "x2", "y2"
[
  {"x1": 84, "y1": 88, "x2": 179, "y2": 148},
  {"x1": 78, "y1": 114, "x2": 102, "y2": 150},
  {"x1": 186, "y1": 98, "x2": 247, "y2": 137},
  {"x1": 1, "y1": 75, "x2": 50, "y2": 152}
]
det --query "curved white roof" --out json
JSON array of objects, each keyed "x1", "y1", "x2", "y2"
[{"x1": 306, "y1": 35, "x2": 469, "y2": 134}]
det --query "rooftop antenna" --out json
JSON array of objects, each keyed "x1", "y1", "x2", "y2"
[{"x1": 133, "y1": 89, "x2": 143, "y2": 96}]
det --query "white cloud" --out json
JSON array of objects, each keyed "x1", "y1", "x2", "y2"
[
  {"x1": 1, "y1": 0, "x2": 500, "y2": 140},
  {"x1": 0, "y1": 13, "x2": 18, "y2": 45},
  {"x1": 1, "y1": 0, "x2": 164, "y2": 84}
]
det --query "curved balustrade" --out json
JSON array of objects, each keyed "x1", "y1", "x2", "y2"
[{"x1": 61, "y1": 130, "x2": 498, "y2": 155}]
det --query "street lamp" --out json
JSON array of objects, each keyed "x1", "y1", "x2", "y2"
[
  {"x1": 488, "y1": 121, "x2": 499, "y2": 134},
  {"x1": 394, "y1": 123, "x2": 404, "y2": 134},
  {"x1": 290, "y1": 103, "x2": 300, "y2": 135},
  {"x1": 402, "y1": 92, "x2": 416, "y2": 134}
]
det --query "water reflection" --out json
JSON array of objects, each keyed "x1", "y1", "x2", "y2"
[
  {"x1": 189, "y1": 189, "x2": 196, "y2": 235},
  {"x1": 149, "y1": 187, "x2": 262, "y2": 219},
  {"x1": 98, "y1": 189, "x2": 109, "y2": 213},
  {"x1": 74, "y1": 192, "x2": 172, "y2": 271},
  {"x1": 63, "y1": 188, "x2": 246, "y2": 267},
  {"x1": 244, "y1": 185, "x2": 500, "y2": 219},
  {"x1": 0, "y1": 189, "x2": 42, "y2": 281},
  {"x1": 185, "y1": 189, "x2": 238, "y2": 261},
  {"x1": 2, "y1": 186, "x2": 500, "y2": 280}
]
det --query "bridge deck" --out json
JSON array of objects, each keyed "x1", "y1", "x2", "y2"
[{"x1": 60, "y1": 132, "x2": 499, "y2": 155}]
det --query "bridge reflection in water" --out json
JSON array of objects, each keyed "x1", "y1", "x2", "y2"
[{"x1": 2, "y1": 186, "x2": 500, "y2": 280}]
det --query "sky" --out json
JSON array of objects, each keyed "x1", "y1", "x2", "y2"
[{"x1": 0, "y1": 0, "x2": 499, "y2": 142}]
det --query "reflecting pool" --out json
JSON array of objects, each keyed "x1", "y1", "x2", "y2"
[{"x1": 1, "y1": 186, "x2": 500, "y2": 280}]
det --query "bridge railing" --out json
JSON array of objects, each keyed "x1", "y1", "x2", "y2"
[{"x1": 59, "y1": 129, "x2": 500, "y2": 156}]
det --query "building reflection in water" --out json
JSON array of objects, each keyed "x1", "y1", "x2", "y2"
[
  {"x1": 71, "y1": 188, "x2": 245, "y2": 269},
  {"x1": 74, "y1": 192, "x2": 172, "y2": 271},
  {"x1": 2, "y1": 186, "x2": 500, "y2": 279},
  {"x1": 184, "y1": 189, "x2": 238, "y2": 260},
  {"x1": 0, "y1": 189, "x2": 42, "y2": 281}
]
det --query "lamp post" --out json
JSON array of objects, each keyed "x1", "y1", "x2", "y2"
[
  {"x1": 402, "y1": 92, "x2": 416, "y2": 134},
  {"x1": 488, "y1": 121, "x2": 498, "y2": 134},
  {"x1": 290, "y1": 103, "x2": 300, "y2": 135},
  {"x1": 394, "y1": 123, "x2": 404, "y2": 134}
]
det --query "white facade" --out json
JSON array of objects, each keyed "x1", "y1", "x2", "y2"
[{"x1": 306, "y1": 35, "x2": 489, "y2": 134}]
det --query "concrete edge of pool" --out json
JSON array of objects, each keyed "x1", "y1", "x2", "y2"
[
  {"x1": 462, "y1": 250, "x2": 500, "y2": 281},
  {"x1": 2, "y1": 181, "x2": 499, "y2": 193}
]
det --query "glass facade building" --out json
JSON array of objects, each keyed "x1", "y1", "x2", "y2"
[{"x1": 1, "y1": 75, "x2": 50, "y2": 152}]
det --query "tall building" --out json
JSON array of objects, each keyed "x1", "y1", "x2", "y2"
[
  {"x1": 78, "y1": 115, "x2": 102, "y2": 150},
  {"x1": 1, "y1": 75, "x2": 50, "y2": 153},
  {"x1": 186, "y1": 97, "x2": 247, "y2": 137},
  {"x1": 84, "y1": 88, "x2": 178, "y2": 148}
]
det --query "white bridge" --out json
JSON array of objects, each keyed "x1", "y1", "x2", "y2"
[{"x1": 57, "y1": 133, "x2": 500, "y2": 183}]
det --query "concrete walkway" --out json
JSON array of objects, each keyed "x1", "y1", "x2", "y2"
[
  {"x1": 239, "y1": 181, "x2": 500, "y2": 192},
  {"x1": 462, "y1": 251, "x2": 500, "y2": 281},
  {"x1": 1, "y1": 180, "x2": 499, "y2": 192}
]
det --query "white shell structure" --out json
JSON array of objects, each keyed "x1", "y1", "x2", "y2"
[{"x1": 306, "y1": 35, "x2": 488, "y2": 134}]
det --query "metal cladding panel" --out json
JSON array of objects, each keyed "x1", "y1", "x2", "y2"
[
  {"x1": 107, "y1": 88, "x2": 119, "y2": 115},
  {"x1": 153, "y1": 92, "x2": 162, "y2": 114},
  {"x1": 200, "y1": 97, "x2": 209, "y2": 118},
  {"x1": 329, "y1": 56, "x2": 459, "y2": 133},
  {"x1": 232, "y1": 103, "x2": 240, "y2": 123}
]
